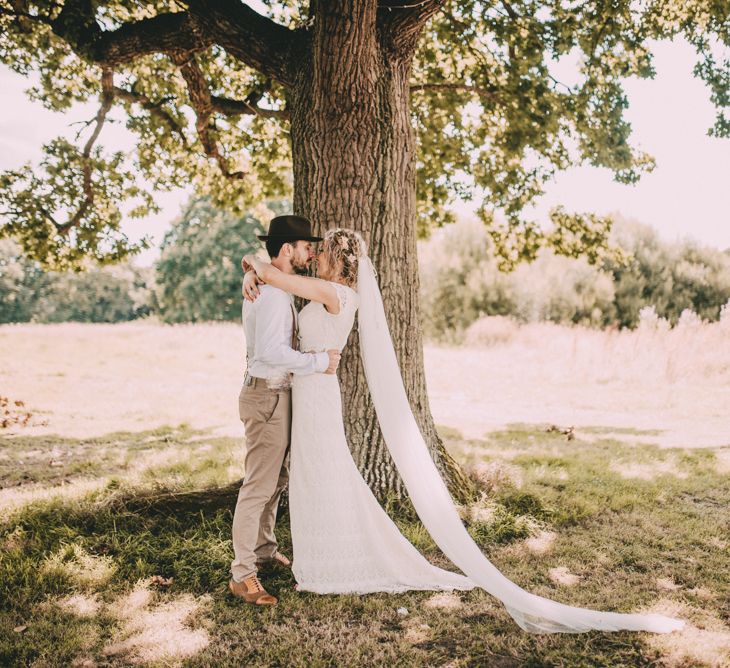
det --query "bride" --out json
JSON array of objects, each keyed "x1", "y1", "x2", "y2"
[{"x1": 242, "y1": 228, "x2": 683, "y2": 634}]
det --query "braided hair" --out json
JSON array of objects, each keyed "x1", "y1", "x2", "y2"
[{"x1": 323, "y1": 228, "x2": 366, "y2": 288}]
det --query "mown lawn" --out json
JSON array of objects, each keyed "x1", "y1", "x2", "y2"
[{"x1": 1, "y1": 426, "x2": 728, "y2": 667}]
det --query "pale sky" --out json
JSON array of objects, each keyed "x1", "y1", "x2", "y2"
[{"x1": 1, "y1": 37, "x2": 728, "y2": 265}]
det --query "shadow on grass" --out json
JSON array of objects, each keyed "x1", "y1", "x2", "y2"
[
  {"x1": 1, "y1": 425, "x2": 729, "y2": 666},
  {"x1": 0, "y1": 425, "x2": 220, "y2": 488}
]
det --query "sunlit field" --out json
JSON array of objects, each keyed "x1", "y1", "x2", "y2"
[
  {"x1": 2, "y1": 319, "x2": 728, "y2": 447},
  {"x1": 1, "y1": 322, "x2": 729, "y2": 666},
  {"x1": 431, "y1": 312, "x2": 730, "y2": 448}
]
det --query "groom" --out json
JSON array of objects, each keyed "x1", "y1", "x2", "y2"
[{"x1": 229, "y1": 215, "x2": 341, "y2": 606}]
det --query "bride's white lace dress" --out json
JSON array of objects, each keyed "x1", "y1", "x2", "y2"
[
  {"x1": 289, "y1": 282, "x2": 473, "y2": 593},
  {"x1": 288, "y1": 269, "x2": 683, "y2": 634}
]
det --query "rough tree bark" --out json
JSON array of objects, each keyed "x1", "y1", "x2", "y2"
[
  {"x1": 41, "y1": 0, "x2": 474, "y2": 503},
  {"x1": 288, "y1": 2, "x2": 474, "y2": 503}
]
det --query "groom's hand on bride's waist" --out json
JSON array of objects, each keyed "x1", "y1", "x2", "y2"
[{"x1": 324, "y1": 350, "x2": 341, "y2": 374}]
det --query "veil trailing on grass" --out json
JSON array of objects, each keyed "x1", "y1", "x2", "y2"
[{"x1": 356, "y1": 254, "x2": 684, "y2": 634}]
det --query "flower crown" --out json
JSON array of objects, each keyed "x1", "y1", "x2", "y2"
[
  {"x1": 324, "y1": 229, "x2": 364, "y2": 287},
  {"x1": 328, "y1": 229, "x2": 362, "y2": 259}
]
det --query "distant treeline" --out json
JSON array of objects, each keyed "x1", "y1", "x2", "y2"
[
  {"x1": 0, "y1": 198, "x2": 271, "y2": 325},
  {"x1": 2, "y1": 201, "x2": 729, "y2": 333},
  {"x1": 419, "y1": 217, "x2": 730, "y2": 339},
  {"x1": 0, "y1": 239, "x2": 153, "y2": 323}
]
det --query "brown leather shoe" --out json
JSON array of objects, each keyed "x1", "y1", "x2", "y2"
[
  {"x1": 255, "y1": 552, "x2": 292, "y2": 570},
  {"x1": 229, "y1": 575, "x2": 277, "y2": 605}
]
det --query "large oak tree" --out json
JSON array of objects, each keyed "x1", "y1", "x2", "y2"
[{"x1": 1, "y1": 0, "x2": 728, "y2": 500}]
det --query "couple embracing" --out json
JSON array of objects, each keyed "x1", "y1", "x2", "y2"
[{"x1": 228, "y1": 214, "x2": 684, "y2": 635}]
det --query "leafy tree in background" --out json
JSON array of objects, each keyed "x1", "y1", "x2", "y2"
[
  {"x1": 155, "y1": 198, "x2": 268, "y2": 323},
  {"x1": 420, "y1": 219, "x2": 617, "y2": 336},
  {"x1": 419, "y1": 220, "x2": 515, "y2": 338},
  {"x1": 607, "y1": 219, "x2": 730, "y2": 327},
  {"x1": 420, "y1": 217, "x2": 730, "y2": 337},
  {"x1": 34, "y1": 265, "x2": 152, "y2": 321},
  {"x1": 0, "y1": 239, "x2": 48, "y2": 322},
  {"x1": 1, "y1": 0, "x2": 727, "y2": 498},
  {"x1": 0, "y1": 238, "x2": 152, "y2": 323},
  {"x1": 510, "y1": 252, "x2": 617, "y2": 326}
]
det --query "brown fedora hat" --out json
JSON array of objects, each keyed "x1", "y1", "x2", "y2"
[{"x1": 257, "y1": 215, "x2": 323, "y2": 242}]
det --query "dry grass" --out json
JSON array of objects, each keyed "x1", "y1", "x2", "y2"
[
  {"x1": 523, "y1": 530, "x2": 557, "y2": 555},
  {"x1": 430, "y1": 318, "x2": 730, "y2": 447},
  {"x1": 610, "y1": 457, "x2": 689, "y2": 480},
  {"x1": 469, "y1": 460, "x2": 523, "y2": 492},
  {"x1": 644, "y1": 601, "x2": 730, "y2": 667},
  {"x1": 2, "y1": 323, "x2": 729, "y2": 666},
  {"x1": 42, "y1": 545, "x2": 116, "y2": 590},
  {"x1": 1, "y1": 321, "x2": 728, "y2": 449},
  {"x1": 423, "y1": 593, "x2": 463, "y2": 610},
  {"x1": 0, "y1": 322, "x2": 244, "y2": 439},
  {"x1": 656, "y1": 578, "x2": 682, "y2": 592},
  {"x1": 103, "y1": 581, "x2": 211, "y2": 664},
  {"x1": 548, "y1": 566, "x2": 582, "y2": 586},
  {"x1": 57, "y1": 594, "x2": 101, "y2": 618},
  {"x1": 715, "y1": 449, "x2": 730, "y2": 474}
]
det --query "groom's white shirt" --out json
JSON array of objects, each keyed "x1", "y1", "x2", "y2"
[{"x1": 243, "y1": 284, "x2": 328, "y2": 380}]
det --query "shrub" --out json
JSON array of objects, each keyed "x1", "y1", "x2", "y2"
[
  {"x1": 0, "y1": 239, "x2": 153, "y2": 323},
  {"x1": 605, "y1": 219, "x2": 730, "y2": 327},
  {"x1": 464, "y1": 315, "x2": 519, "y2": 347},
  {"x1": 509, "y1": 251, "x2": 616, "y2": 326},
  {"x1": 419, "y1": 220, "x2": 515, "y2": 340},
  {"x1": 419, "y1": 216, "x2": 730, "y2": 338}
]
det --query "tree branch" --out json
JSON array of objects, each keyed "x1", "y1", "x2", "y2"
[
  {"x1": 210, "y1": 95, "x2": 290, "y2": 120},
  {"x1": 51, "y1": 2, "x2": 210, "y2": 65},
  {"x1": 378, "y1": 0, "x2": 445, "y2": 55},
  {"x1": 410, "y1": 82, "x2": 501, "y2": 102},
  {"x1": 173, "y1": 54, "x2": 246, "y2": 180},
  {"x1": 56, "y1": 67, "x2": 115, "y2": 236},
  {"x1": 186, "y1": 0, "x2": 303, "y2": 87},
  {"x1": 51, "y1": 0, "x2": 300, "y2": 86},
  {"x1": 112, "y1": 86, "x2": 190, "y2": 148},
  {"x1": 0, "y1": 4, "x2": 54, "y2": 28},
  {"x1": 501, "y1": 0, "x2": 520, "y2": 21},
  {"x1": 48, "y1": 3, "x2": 298, "y2": 191}
]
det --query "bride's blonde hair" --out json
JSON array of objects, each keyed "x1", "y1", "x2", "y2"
[{"x1": 324, "y1": 228, "x2": 367, "y2": 288}]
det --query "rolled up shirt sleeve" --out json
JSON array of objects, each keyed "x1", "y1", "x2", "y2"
[{"x1": 255, "y1": 291, "x2": 329, "y2": 375}]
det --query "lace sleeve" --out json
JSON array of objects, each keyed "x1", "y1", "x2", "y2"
[{"x1": 331, "y1": 282, "x2": 354, "y2": 315}]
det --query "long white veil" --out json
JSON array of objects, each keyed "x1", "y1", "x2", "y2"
[{"x1": 356, "y1": 254, "x2": 684, "y2": 634}]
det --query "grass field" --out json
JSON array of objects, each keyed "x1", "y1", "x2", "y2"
[
  {"x1": 1, "y1": 323, "x2": 729, "y2": 666},
  {"x1": 1, "y1": 320, "x2": 728, "y2": 447}
]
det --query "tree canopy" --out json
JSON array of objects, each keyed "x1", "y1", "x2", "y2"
[{"x1": 1, "y1": 0, "x2": 727, "y2": 269}]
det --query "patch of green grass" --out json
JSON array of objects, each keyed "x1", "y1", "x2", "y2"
[
  {"x1": 0, "y1": 426, "x2": 242, "y2": 500},
  {"x1": 1, "y1": 426, "x2": 728, "y2": 666},
  {"x1": 0, "y1": 425, "x2": 201, "y2": 487},
  {"x1": 467, "y1": 504, "x2": 535, "y2": 545},
  {"x1": 435, "y1": 424, "x2": 465, "y2": 442},
  {"x1": 579, "y1": 425, "x2": 665, "y2": 437},
  {"x1": 499, "y1": 490, "x2": 551, "y2": 520}
]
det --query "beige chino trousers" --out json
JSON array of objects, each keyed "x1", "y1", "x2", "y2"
[{"x1": 230, "y1": 380, "x2": 292, "y2": 582}]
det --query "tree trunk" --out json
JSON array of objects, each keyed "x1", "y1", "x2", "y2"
[{"x1": 286, "y1": 6, "x2": 473, "y2": 504}]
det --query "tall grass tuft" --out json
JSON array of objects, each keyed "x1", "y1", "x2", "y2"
[{"x1": 464, "y1": 307, "x2": 730, "y2": 385}]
